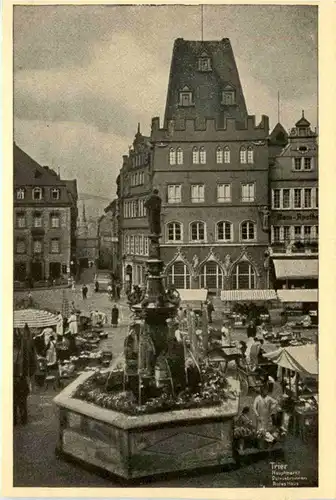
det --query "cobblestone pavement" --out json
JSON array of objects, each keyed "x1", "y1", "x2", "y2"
[{"x1": 13, "y1": 288, "x2": 318, "y2": 487}]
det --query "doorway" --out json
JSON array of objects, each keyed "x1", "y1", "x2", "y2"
[
  {"x1": 31, "y1": 261, "x2": 43, "y2": 281},
  {"x1": 14, "y1": 262, "x2": 26, "y2": 281},
  {"x1": 49, "y1": 262, "x2": 61, "y2": 279}
]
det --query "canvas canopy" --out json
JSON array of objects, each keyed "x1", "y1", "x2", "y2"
[
  {"x1": 277, "y1": 289, "x2": 318, "y2": 303},
  {"x1": 220, "y1": 290, "x2": 277, "y2": 302},
  {"x1": 264, "y1": 344, "x2": 318, "y2": 377},
  {"x1": 14, "y1": 308, "x2": 62, "y2": 329},
  {"x1": 273, "y1": 259, "x2": 318, "y2": 280},
  {"x1": 177, "y1": 289, "x2": 208, "y2": 305}
]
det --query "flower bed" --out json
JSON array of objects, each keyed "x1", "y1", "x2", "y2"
[{"x1": 73, "y1": 363, "x2": 238, "y2": 416}]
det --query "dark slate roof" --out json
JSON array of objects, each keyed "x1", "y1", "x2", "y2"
[
  {"x1": 268, "y1": 122, "x2": 288, "y2": 146},
  {"x1": 164, "y1": 38, "x2": 248, "y2": 126},
  {"x1": 295, "y1": 115, "x2": 311, "y2": 128},
  {"x1": 14, "y1": 143, "x2": 65, "y2": 186},
  {"x1": 64, "y1": 180, "x2": 78, "y2": 202}
]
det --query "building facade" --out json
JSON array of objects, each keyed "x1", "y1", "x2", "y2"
[
  {"x1": 76, "y1": 203, "x2": 99, "y2": 269},
  {"x1": 98, "y1": 199, "x2": 119, "y2": 275},
  {"x1": 118, "y1": 125, "x2": 152, "y2": 291},
  {"x1": 14, "y1": 143, "x2": 78, "y2": 283},
  {"x1": 269, "y1": 113, "x2": 318, "y2": 290},
  {"x1": 150, "y1": 38, "x2": 270, "y2": 292}
]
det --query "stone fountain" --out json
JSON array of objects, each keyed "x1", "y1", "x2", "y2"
[{"x1": 54, "y1": 190, "x2": 239, "y2": 481}]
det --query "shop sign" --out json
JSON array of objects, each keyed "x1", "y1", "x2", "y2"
[{"x1": 273, "y1": 211, "x2": 318, "y2": 222}]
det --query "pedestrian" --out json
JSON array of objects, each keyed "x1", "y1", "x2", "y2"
[
  {"x1": 82, "y1": 284, "x2": 88, "y2": 299},
  {"x1": 27, "y1": 291, "x2": 33, "y2": 307},
  {"x1": 111, "y1": 304, "x2": 119, "y2": 328},
  {"x1": 71, "y1": 277, "x2": 76, "y2": 291},
  {"x1": 68, "y1": 312, "x2": 78, "y2": 336},
  {"x1": 247, "y1": 319, "x2": 257, "y2": 339},
  {"x1": 253, "y1": 385, "x2": 278, "y2": 432},
  {"x1": 116, "y1": 281, "x2": 121, "y2": 300},
  {"x1": 56, "y1": 311, "x2": 63, "y2": 337},
  {"x1": 107, "y1": 284, "x2": 113, "y2": 300},
  {"x1": 94, "y1": 280, "x2": 99, "y2": 293},
  {"x1": 206, "y1": 299, "x2": 214, "y2": 324},
  {"x1": 249, "y1": 337, "x2": 262, "y2": 371},
  {"x1": 46, "y1": 335, "x2": 57, "y2": 368},
  {"x1": 91, "y1": 309, "x2": 99, "y2": 327}
]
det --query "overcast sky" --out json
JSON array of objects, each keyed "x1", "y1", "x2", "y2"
[{"x1": 14, "y1": 4, "x2": 318, "y2": 199}]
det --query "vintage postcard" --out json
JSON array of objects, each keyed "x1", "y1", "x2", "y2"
[{"x1": 2, "y1": 0, "x2": 336, "y2": 498}]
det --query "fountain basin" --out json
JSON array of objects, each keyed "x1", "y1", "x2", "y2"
[{"x1": 54, "y1": 371, "x2": 239, "y2": 480}]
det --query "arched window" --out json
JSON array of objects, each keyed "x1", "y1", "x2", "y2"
[
  {"x1": 224, "y1": 146, "x2": 230, "y2": 164},
  {"x1": 192, "y1": 147, "x2": 199, "y2": 164},
  {"x1": 167, "y1": 262, "x2": 190, "y2": 289},
  {"x1": 190, "y1": 221, "x2": 205, "y2": 241},
  {"x1": 200, "y1": 262, "x2": 224, "y2": 290},
  {"x1": 241, "y1": 220, "x2": 256, "y2": 241},
  {"x1": 216, "y1": 147, "x2": 223, "y2": 164},
  {"x1": 176, "y1": 148, "x2": 183, "y2": 165},
  {"x1": 167, "y1": 222, "x2": 182, "y2": 242},
  {"x1": 247, "y1": 146, "x2": 254, "y2": 164},
  {"x1": 32, "y1": 187, "x2": 43, "y2": 200},
  {"x1": 200, "y1": 147, "x2": 206, "y2": 164},
  {"x1": 216, "y1": 221, "x2": 232, "y2": 242},
  {"x1": 169, "y1": 148, "x2": 176, "y2": 165},
  {"x1": 232, "y1": 262, "x2": 256, "y2": 289},
  {"x1": 240, "y1": 146, "x2": 247, "y2": 164}
]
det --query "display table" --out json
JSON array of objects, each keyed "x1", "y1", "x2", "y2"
[{"x1": 54, "y1": 371, "x2": 239, "y2": 480}]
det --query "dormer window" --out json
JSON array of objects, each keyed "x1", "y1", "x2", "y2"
[
  {"x1": 198, "y1": 53, "x2": 212, "y2": 72},
  {"x1": 33, "y1": 187, "x2": 43, "y2": 200},
  {"x1": 16, "y1": 188, "x2": 25, "y2": 200},
  {"x1": 179, "y1": 86, "x2": 194, "y2": 107},
  {"x1": 51, "y1": 188, "x2": 60, "y2": 200},
  {"x1": 221, "y1": 85, "x2": 236, "y2": 105}
]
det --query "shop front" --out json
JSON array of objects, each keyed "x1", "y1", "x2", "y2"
[{"x1": 272, "y1": 258, "x2": 318, "y2": 290}]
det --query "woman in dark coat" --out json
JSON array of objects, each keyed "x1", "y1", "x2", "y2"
[{"x1": 111, "y1": 304, "x2": 119, "y2": 328}]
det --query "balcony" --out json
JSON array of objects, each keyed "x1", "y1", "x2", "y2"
[{"x1": 270, "y1": 239, "x2": 318, "y2": 256}]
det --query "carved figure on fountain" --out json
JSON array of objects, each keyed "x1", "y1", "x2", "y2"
[{"x1": 144, "y1": 189, "x2": 162, "y2": 236}]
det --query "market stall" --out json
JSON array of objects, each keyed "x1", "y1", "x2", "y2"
[
  {"x1": 177, "y1": 288, "x2": 208, "y2": 311},
  {"x1": 14, "y1": 308, "x2": 62, "y2": 331},
  {"x1": 220, "y1": 290, "x2": 277, "y2": 327},
  {"x1": 264, "y1": 344, "x2": 318, "y2": 441},
  {"x1": 277, "y1": 289, "x2": 318, "y2": 327}
]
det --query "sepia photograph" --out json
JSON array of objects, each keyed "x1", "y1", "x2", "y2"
[{"x1": 10, "y1": 2, "x2": 320, "y2": 490}]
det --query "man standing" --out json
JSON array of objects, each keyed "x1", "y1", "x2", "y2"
[
  {"x1": 82, "y1": 284, "x2": 88, "y2": 299},
  {"x1": 206, "y1": 299, "x2": 215, "y2": 324},
  {"x1": 111, "y1": 304, "x2": 119, "y2": 328}
]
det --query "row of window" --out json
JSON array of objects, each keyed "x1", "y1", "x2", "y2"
[
  {"x1": 165, "y1": 220, "x2": 256, "y2": 243},
  {"x1": 271, "y1": 225, "x2": 319, "y2": 243},
  {"x1": 178, "y1": 88, "x2": 236, "y2": 107},
  {"x1": 167, "y1": 261, "x2": 256, "y2": 290},
  {"x1": 124, "y1": 235, "x2": 149, "y2": 256},
  {"x1": 272, "y1": 188, "x2": 318, "y2": 209},
  {"x1": 130, "y1": 171, "x2": 145, "y2": 187},
  {"x1": 293, "y1": 157, "x2": 314, "y2": 171},
  {"x1": 15, "y1": 238, "x2": 61, "y2": 254},
  {"x1": 16, "y1": 187, "x2": 61, "y2": 201},
  {"x1": 167, "y1": 183, "x2": 255, "y2": 204},
  {"x1": 168, "y1": 146, "x2": 254, "y2": 166},
  {"x1": 123, "y1": 199, "x2": 147, "y2": 219},
  {"x1": 16, "y1": 212, "x2": 61, "y2": 229},
  {"x1": 132, "y1": 153, "x2": 149, "y2": 168}
]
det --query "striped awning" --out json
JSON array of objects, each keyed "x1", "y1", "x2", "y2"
[
  {"x1": 177, "y1": 289, "x2": 208, "y2": 303},
  {"x1": 220, "y1": 290, "x2": 277, "y2": 302},
  {"x1": 274, "y1": 259, "x2": 318, "y2": 280},
  {"x1": 277, "y1": 289, "x2": 318, "y2": 303},
  {"x1": 14, "y1": 309, "x2": 62, "y2": 329}
]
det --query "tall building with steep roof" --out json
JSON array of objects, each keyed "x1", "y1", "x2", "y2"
[{"x1": 149, "y1": 38, "x2": 271, "y2": 293}]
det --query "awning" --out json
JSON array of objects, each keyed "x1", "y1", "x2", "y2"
[
  {"x1": 14, "y1": 309, "x2": 62, "y2": 329},
  {"x1": 220, "y1": 290, "x2": 277, "y2": 302},
  {"x1": 177, "y1": 289, "x2": 208, "y2": 304},
  {"x1": 273, "y1": 259, "x2": 318, "y2": 280},
  {"x1": 277, "y1": 289, "x2": 318, "y2": 303},
  {"x1": 264, "y1": 344, "x2": 318, "y2": 377}
]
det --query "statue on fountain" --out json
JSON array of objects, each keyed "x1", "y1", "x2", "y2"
[{"x1": 144, "y1": 188, "x2": 162, "y2": 235}]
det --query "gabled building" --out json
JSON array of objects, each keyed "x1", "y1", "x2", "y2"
[
  {"x1": 14, "y1": 143, "x2": 78, "y2": 283},
  {"x1": 118, "y1": 125, "x2": 152, "y2": 291},
  {"x1": 98, "y1": 198, "x2": 119, "y2": 275},
  {"x1": 150, "y1": 38, "x2": 270, "y2": 292},
  {"x1": 269, "y1": 112, "x2": 318, "y2": 291}
]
